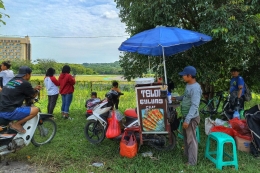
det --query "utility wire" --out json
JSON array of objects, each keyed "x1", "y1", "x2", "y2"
[{"x1": 0, "y1": 34, "x2": 129, "y2": 38}]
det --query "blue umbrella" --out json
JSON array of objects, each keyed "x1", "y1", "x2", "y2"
[{"x1": 118, "y1": 26, "x2": 212, "y2": 83}]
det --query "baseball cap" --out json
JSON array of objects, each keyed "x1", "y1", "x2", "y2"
[
  {"x1": 16, "y1": 66, "x2": 32, "y2": 77},
  {"x1": 178, "y1": 66, "x2": 196, "y2": 76}
]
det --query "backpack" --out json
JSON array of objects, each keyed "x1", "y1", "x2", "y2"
[
  {"x1": 244, "y1": 83, "x2": 252, "y2": 101},
  {"x1": 235, "y1": 77, "x2": 252, "y2": 102}
]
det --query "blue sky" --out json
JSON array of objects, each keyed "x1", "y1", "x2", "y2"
[{"x1": 1, "y1": 0, "x2": 128, "y2": 63}]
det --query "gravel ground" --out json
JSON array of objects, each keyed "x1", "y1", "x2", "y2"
[{"x1": 0, "y1": 161, "x2": 51, "y2": 173}]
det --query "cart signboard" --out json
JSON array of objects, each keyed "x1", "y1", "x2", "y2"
[{"x1": 135, "y1": 85, "x2": 168, "y2": 134}]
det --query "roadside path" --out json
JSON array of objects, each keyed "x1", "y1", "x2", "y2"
[{"x1": 0, "y1": 161, "x2": 50, "y2": 173}]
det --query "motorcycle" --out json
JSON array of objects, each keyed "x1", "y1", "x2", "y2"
[
  {"x1": 84, "y1": 90, "x2": 178, "y2": 151},
  {"x1": 0, "y1": 93, "x2": 57, "y2": 157}
]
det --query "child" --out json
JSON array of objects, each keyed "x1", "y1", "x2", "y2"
[
  {"x1": 85, "y1": 92, "x2": 100, "y2": 118},
  {"x1": 172, "y1": 66, "x2": 202, "y2": 166},
  {"x1": 111, "y1": 81, "x2": 121, "y2": 109}
]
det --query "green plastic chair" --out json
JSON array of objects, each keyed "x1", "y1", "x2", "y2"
[
  {"x1": 177, "y1": 119, "x2": 200, "y2": 143},
  {"x1": 205, "y1": 132, "x2": 238, "y2": 170}
]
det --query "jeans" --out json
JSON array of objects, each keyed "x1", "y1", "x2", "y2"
[
  {"x1": 47, "y1": 94, "x2": 59, "y2": 114},
  {"x1": 61, "y1": 93, "x2": 73, "y2": 114}
]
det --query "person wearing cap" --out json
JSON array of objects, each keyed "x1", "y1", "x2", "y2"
[
  {"x1": 58, "y1": 65, "x2": 75, "y2": 120},
  {"x1": 0, "y1": 66, "x2": 42, "y2": 134},
  {"x1": 172, "y1": 66, "x2": 202, "y2": 166},
  {"x1": 0, "y1": 60, "x2": 14, "y2": 89},
  {"x1": 44, "y1": 67, "x2": 60, "y2": 115},
  {"x1": 85, "y1": 92, "x2": 100, "y2": 118},
  {"x1": 229, "y1": 67, "x2": 245, "y2": 109}
]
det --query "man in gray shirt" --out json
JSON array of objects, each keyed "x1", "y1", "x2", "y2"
[{"x1": 172, "y1": 66, "x2": 202, "y2": 166}]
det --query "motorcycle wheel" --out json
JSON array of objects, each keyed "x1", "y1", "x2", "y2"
[
  {"x1": 31, "y1": 118, "x2": 57, "y2": 147},
  {"x1": 148, "y1": 132, "x2": 176, "y2": 151},
  {"x1": 84, "y1": 120, "x2": 105, "y2": 144}
]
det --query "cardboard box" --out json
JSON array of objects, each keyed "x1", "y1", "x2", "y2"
[{"x1": 235, "y1": 136, "x2": 251, "y2": 153}]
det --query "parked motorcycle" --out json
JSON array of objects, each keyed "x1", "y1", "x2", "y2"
[
  {"x1": 84, "y1": 90, "x2": 178, "y2": 151},
  {"x1": 0, "y1": 93, "x2": 57, "y2": 156}
]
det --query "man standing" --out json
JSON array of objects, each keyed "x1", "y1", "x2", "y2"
[
  {"x1": 0, "y1": 66, "x2": 41, "y2": 134},
  {"x1": 229, "y1": 67, "x2": 245, "y2": 109},
  {"x1": 172, "y1": 66, "x2": 202, "y2": 166}
]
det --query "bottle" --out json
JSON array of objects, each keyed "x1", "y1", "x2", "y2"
[
  {"x1": 240, "y1": 109, "x2": 245, "y2": 119},
  {"x1": 167, "y1": 92, "x2": 172, "y2": 104},
  {"x1": 233, "y1": 110, "x2": 240, "y2": 119}
]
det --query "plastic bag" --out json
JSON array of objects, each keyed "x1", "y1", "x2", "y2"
[
  {"x1": 211, "y1": 126, "x2": 235, "y2": 137},
  {"x1": 108, "y1": 110, "x2": 124, "y2": 121},
  {"x1": 106, "y1": 110, "x2": 121, "y2": 138},
  {"x1": 205, "y1": 117, "x2": 215, "y2": 135},
  {"x1": 215, "y1": 118, "x2": 228, "y2": 126},
  {"x1": 120, "y1": 131, "x2": 138, "y2": 158},
  {"x1": 229, "y1": 118, "x2": 251, "y2": 140},
  {"x1": 229, "y1": 118, "x2": 251, "y2": 136}
]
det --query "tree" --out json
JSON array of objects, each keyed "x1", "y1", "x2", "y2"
[
  {"x1": 0, "y1": 0, "x2": 9, "y2": 26},
  {"x1": 115, "y1": 0, "x2": 260, "y2": 92},
  {"x1": 33, "y1": 59, "x2": 57, "y2": 74}
]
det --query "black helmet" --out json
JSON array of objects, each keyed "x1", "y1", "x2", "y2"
[{"x1": 105, "y1": 90, "x2": 119, "y2": 100}]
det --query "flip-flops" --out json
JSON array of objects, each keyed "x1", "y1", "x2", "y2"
[{"x1": 9, "y1": 123, "x2": 26, "y2": 134}]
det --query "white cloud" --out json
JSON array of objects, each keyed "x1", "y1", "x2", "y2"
[
  {"x1": 102, "y1": 10, "x2": 118, "y2": 19},
  {"x1": 1, "y1": 0, "x2": 128, "y2": 63}
]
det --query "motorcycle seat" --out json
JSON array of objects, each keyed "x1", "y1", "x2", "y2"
[{"x1": 124, "y1": 109, "x2": 138, "y2": 118}]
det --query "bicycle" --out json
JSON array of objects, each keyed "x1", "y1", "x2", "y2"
[{"x1": 199, "y1": 91, "x2": 231, "y2": 119}]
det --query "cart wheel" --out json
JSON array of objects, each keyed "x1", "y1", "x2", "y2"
[{"x1": 148, "y1": 132, "x2": 176, "y2": 151}]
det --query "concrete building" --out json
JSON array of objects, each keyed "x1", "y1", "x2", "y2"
[{"x1": 0, "y1": 36, "x2": 31, "y2": 61}]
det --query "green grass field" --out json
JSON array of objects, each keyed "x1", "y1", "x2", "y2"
[
  {"x1": 31, "y1": 75, "x2": 127, "y2": 81},
  {"x1": 3, "y1": 79, "x2": 260, "y2": 173}
]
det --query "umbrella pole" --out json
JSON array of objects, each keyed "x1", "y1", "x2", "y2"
[{"x1": 162, "y1": 47, "x2": 167, "y2": 85}]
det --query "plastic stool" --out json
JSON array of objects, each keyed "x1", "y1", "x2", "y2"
[
  {"x1": 177, "y1": 119, "x2": 200, "y2": 143},
  {"x1": 205, "y1": 132, "x2": 238, "y2": 170}
]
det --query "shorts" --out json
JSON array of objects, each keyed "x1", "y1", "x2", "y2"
[{"x1": 0, "y1": 107, "x2": 31, "y2": 120}]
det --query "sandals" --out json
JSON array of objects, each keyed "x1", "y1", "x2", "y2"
[{"x1": 9, "y1": 123, "x2": 26, "y2": 134}]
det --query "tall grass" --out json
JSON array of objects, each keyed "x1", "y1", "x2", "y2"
[{"x1": 3, "y1": 81, "x2": 260, "y2": 173}]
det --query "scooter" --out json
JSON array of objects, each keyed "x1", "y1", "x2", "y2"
[
  {"x1": 0, "y1": 94, "x2": 57, "y2": 157},
  {"x1": 84, "y1": 90, "x2": 178, "y2": 151},
  {"x1": 84, "y1": 90, "x2": 138, "y2": 144}
]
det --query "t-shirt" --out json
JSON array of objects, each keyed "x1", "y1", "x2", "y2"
[
  {"x1": 0, "y1": 77, "x2": 36, "y2": 112},
  {"x1": 44, "y1": 76, "x2": 59, "y2": 95},
  {"x1": 230, "y1": 76, "x2": 245, "y2": 96},
  {"x1": 0, "y1": 69, "x2": 14, "y2": 86},
  {"x1": 176, "y1": 82, "x2": 202, "y2": 124}
]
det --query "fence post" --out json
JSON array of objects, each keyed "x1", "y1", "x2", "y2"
[
  {"x1": 90, "y1": 81, "x2": 92, "y2": 92},
  {"x1": 38, "y1": 81, "x2": 41, "y2": 100}
]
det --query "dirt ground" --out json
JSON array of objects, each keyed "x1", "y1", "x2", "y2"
[{"x1": 0, "y1": 161, "x2": 50, "y2": 173}]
